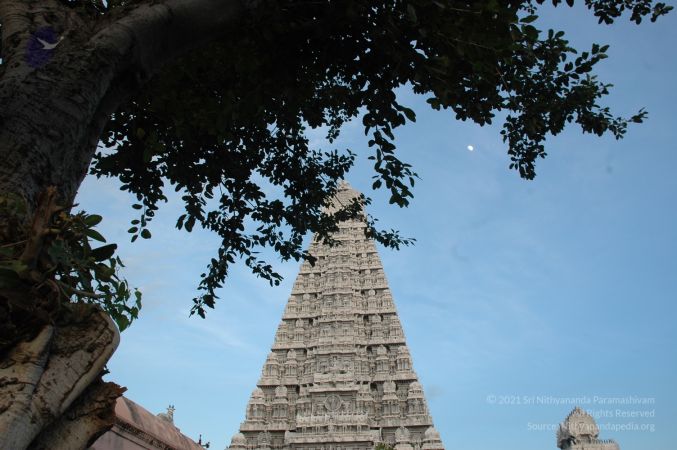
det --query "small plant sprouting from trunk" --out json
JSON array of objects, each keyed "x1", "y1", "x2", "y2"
[{"x1": 0, "y1": 186, "x2": 141, "y2": 351}]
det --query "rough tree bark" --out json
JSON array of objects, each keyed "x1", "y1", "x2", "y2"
[
  {"x1": 0, "y1": 0, "x2": 248, "y2": 210},
  {"x1": 0, "y1": 0, "x2": 250, "y2": 448},
  {"x1": 0, "y1": 305, "x2": 121, "y2": 450}
]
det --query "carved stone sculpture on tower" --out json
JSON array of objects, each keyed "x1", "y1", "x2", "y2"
[{"x1": 228, "y1": 182, "x2": 444, "y2": 450}]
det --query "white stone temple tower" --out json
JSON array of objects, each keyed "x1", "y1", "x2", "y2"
[
  {"x1": 228, "y1": 182, "x2": 444, "y2": 450},
  {"x1": 557, "y1": 407, "x2": 620, "y2": 450}
]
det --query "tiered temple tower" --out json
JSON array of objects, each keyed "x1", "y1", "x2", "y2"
[
  {"x1": 557, "y1": 407, "x2": 620, "y2": 450},
  {"x1": 228, "y1": 182, "x2": 445, "y2": 450}
]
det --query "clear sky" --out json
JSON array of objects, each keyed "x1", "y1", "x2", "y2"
[{"x1": 76, "y1": 4, "x2": 676, "y2": 450}]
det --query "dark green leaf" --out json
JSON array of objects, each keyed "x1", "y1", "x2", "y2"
[
  {"x1": 91, "y1": 244, "x2": 117, "y2": 261},
  {"x1": 85, "y1": 229, "x2": 106, "y2": 243},
  {"x1": 84, "y1": 215, "x2": 103, "y2": 226}
]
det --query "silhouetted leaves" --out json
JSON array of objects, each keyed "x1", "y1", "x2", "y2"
[{"x1": 89, "y1": 0, "x2": 669, "y2": 316}]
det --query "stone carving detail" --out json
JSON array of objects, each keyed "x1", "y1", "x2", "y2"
[
  {"x1": 395, "y1": 425, "x2": 412, "y2": 450},
  {"x1": 325, "y1": 394, "x2": 343, "y2": 412},
  {"x1": 421, "y1": 427, "x2": 444, "y2": 450},
  {"x1": 257, "y1": 431, "x2": 272, "y2": 448},
  {"x1": 231, "y1": 182, "x2": 444, "y2": 450},
  {"x1": 156, "y1": 404, "x2": 175, "y2": 424},
  {"x1": 230, "y1": 432, "x2": 247, "y2": 450}
]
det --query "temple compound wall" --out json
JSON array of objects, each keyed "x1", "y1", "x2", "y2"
[{"x1": 90, "y1": 397, "x2": 203, "y2": 450}]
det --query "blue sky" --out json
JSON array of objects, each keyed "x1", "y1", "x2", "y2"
[{"x1": 76, "y1": 5, "x2": 676, "y2": 450}]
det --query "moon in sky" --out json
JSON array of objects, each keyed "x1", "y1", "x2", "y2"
[{"x1": 467, "y1": 145, "x2": 474, "y2": 152}]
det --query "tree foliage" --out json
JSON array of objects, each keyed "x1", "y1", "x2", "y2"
[{"x1": 43, "y1": 0, "x2": 672, "y2": 317}]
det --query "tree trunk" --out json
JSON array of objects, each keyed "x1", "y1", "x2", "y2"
[
  {"x1": 0, "y1": 1, "x2": 249, "y2": 447},
  {"x1": 0, "y1": 46, "x2": 127, "y2": 447},
  {"x1": 0, "y1": 5, "x2": 133, "y2": 445},
  {"x1": 28, "y1": 377, "x2": 126, "y2": 450},
  {"x1": 0, "y1": 304, "x2": 121, "y2": 450},
  {"x1": 0, "y1": 5, "x2": 133, "y2": 212}
]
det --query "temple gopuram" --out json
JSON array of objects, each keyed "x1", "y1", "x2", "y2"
[
  {"x1": 557, "y1": 407, "x2": 620, "y2": 450},
  {"x1": 227, "y1": 182, "x2": 445, "y2": 450}
]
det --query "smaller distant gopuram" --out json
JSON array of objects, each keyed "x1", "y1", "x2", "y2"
[{"x1": 557, "y1": 407, "x2": 620, "y2": 450}]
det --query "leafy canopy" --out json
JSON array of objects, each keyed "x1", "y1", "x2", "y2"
[{"x1": 86, "y1": 0, "x2": 671, "y2": 317}]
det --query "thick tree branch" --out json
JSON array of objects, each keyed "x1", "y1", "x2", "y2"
[
  {"x1": 81, "y1": 0, "x2": 254, "y2": 169},
  {"x1": 0, "y1": 304, "x2": 119, "y2": 450},
  {"x1": 29, "y1": 378, "x2": 125, "y2": 450}
]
